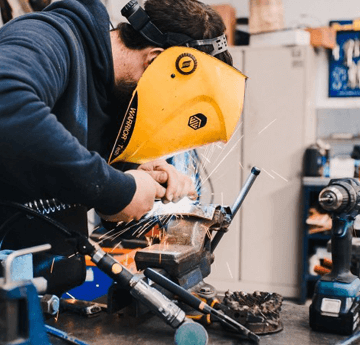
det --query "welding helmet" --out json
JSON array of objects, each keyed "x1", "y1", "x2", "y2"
[
  {"x1": 108, "y1": 0, "x2": 247, "y2": 164},
  {"x1": 109, "y1": 46, "x2": 247, "y2": 164}
]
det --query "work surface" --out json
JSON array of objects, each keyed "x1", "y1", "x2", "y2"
[{"x1": 46, "y1": 300, "x2": 353, "y2": 345}]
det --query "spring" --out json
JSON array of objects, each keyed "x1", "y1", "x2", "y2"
[{"x1": 24, "y1": 198, "x2": 77, "y2": 214}]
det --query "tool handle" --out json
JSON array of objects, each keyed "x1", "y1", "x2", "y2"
[
  {"x1": 144, "y1": 268, "x2": 260, "y2": 344},
  {"x1": 144, "y1": 268, "x2": 208, "y2": 312},
  {"x1": 231, "y1": 167, "x2": 261, "y2": 218},
  {"x1": 211, "y1": 167, "x2": 260, "y2": 253}
]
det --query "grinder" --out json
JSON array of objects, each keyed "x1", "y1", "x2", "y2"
[{"x1": 310, "y1": 178, "x2": 360, "y2": 335}]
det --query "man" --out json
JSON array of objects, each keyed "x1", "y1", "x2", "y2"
[{"x1": 0, "y1": 0, "x2": 232, "y2": 292}]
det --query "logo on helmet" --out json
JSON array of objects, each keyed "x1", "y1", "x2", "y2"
[
  {"x1": 176, "y1": 53, "x2": 197, "y2": 75},
  {"x1": 188, "y1": 114, "x2": 207, "y2": 130}
]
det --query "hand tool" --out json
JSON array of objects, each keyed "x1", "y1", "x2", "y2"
[
  {"x1": 310, "y1": 178, "x2": 360, "y2": 335},
  {"x1": 144, "y1": 267, "x2": 260, "y2": 343}
]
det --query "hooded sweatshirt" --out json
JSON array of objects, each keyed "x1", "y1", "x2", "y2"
[{"x1": 0, "y1": 0, "x2": 136, "y2": 216}]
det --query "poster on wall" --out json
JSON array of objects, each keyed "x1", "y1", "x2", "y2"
[{"x1": 329, "y1": 19, "x2": 360, "y2": 97}]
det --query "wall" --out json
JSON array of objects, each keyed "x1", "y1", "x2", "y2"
[{"x1": 203, "y1": 0, "x2": 360, "y2": 28}]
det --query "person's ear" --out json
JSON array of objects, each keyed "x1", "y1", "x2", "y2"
[{"x1": 144, "y1": 47, "x2": 164, "y2": 69}]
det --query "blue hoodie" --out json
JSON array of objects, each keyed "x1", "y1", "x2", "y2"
[{"x1": 0, "y1": 0, "x2": 136, "y2": 215}]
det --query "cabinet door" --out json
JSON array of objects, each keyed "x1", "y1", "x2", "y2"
[
  {"x1": 200, "y1": 48, "x2": 244, "y2": 283},
  {"x1": 240, "y1": 46, "x2": 315, "y2": 296}
]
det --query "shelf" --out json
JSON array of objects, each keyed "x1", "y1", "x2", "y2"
[
  {"x1": 305, "y1": 274, "x2": 321, "y2": 281},
  {"x1": 308, "y1": 233, "x2": 331, "y2": 240}
]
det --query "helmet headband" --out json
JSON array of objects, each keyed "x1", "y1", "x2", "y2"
[{"x1": 121, "y1": 0, "x2": 228, "y2": 56}]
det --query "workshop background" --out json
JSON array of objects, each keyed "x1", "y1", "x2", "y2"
[
  {"x1": 2, "y1": 0, "x2": 360, "y2": 304},
  {"x1": 103, "y1": 0, "x2": 360, "y2": 303},
  {"x1": 87, "y1": 0, "x2": 360, "y2": 302}
]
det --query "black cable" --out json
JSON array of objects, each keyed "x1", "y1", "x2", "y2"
[
  {"x1": 0, "y1": 200, "x2": 75, "y2": 239},
  {"x1": 0, "y1": 212, "x2": 24, "y2": 247}
]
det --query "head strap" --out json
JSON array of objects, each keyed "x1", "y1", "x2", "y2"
[{"x1": 121, "y1": 0, "x2": 228, "y2": 56}]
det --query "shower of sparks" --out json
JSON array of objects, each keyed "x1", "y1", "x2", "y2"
[
  {"x1": 146, "y1": 237, "x2": 153, "y2": 247},
  {"x1": 50, "y1": 258, "x2": 55, "y2": 274},
  {"x1": 65, "y1": 292, "x2": 76, "y2": 300},
  {"x1": 110, "y1": 241, "x2": 122, "y2": 253},
  {"x1": 201, "y1": 153, "x2": 211, "y2": 164},
  {"x1": 258, "y1": 119, "x2": 277, "y2": 135},
  {"x1": 205, "y1": 122, "x2": 243, "y2": 169},
  {"x1": 262, "y1": 168, "x2": 275, "y2": 179},
  {"x1": 201, "y1": 136, "x2": 244, "y2": 186},
  {"x1": 271, "y1": 169, "x2": 289, "y2": 182},
  {"x1": 226, "y1": 262, "x2": 233, "y2": 279}
]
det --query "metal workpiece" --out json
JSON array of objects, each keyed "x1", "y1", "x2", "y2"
[{"x1": 130, "y1": 278, "x2": 186, "y2": 328}]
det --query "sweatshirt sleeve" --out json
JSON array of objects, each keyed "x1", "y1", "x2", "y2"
[{"x1": 0, "y1": 18, "x2": 136, "y2": 215}]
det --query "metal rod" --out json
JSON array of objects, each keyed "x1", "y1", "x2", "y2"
[
  {"x1": 231, "y1": 167, "x2": 261, "y2": 219},
  {"x1": 211, "y1": 167, "x2": 260, "y2": 253},
  {"x1": 45, "y1": 325, "x2": 90, "y2": 345},
  {"x1": 4, "y1": 244, "x2": 51, "y2": 284}
]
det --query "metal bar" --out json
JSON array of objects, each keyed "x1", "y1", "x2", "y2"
[
  {"x1": 211, "y1": 167, "x2": 260, "y2": 253},
  {"x1": 45, "y1": 325, "x2": 90, "y2": 345},
  {"x1": 231, "y1": 167, "x2": 261, "y2": 218},
  {"x1": 4, "y1": 244, "x2": 51, "y2": 284}
]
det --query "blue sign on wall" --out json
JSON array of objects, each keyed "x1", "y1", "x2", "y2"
[{"x1": 329, "y1": 19, "x2": 360, "y2": 97}]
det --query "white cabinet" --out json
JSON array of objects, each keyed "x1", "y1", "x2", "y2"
[{"x1": 204, "y1": 46, "x2": 316, "y2": 298}]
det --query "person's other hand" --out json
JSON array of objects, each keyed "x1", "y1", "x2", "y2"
[
  {"x1": 97, "y1": 170, "x2": 166, "y2": 222},
  {"x1": 138, "y1": 159, "x2": 197, "y2": 203}
]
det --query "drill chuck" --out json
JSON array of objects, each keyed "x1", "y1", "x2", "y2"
[{"x1": 319, "y1": 185, "x2": 350, "y2": 212}]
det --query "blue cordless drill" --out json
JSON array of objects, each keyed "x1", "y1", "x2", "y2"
[{"x1": 310, "y1": 178, "x2": 360, "y2": 335}]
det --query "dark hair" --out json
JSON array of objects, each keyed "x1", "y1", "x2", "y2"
[{"x1": 116, "y1": 0, "x2": 232, "y2": 66}]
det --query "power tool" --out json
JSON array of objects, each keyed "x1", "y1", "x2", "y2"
[{"x1": 310, "y1": 178, "x2": 360, "y2": 335}]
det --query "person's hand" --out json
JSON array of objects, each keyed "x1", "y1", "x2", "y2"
[
  {"x1": 97, "y1": 170, "x2": 166, "y2": 222},
  {"x1": 137, "y1": 159, "x2": 197, "y2": 203}
]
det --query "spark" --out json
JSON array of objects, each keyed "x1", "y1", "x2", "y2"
[
  {"x1": 159, "y1": 253, "x2": 162, "y2": 264},
  {"x1": 262, "y1": 168, "x2": 275, "y2": 179},
  {"x1": 271, "y1": 169, "x2": 289, "y2": 182},
  {"x1": 146, "y1": 237, "x2": 153, "y2": 247},
  {"x1": 201, "y1": 136, "x2": 243, "y2": 185},
  {"x1": 110, "y1": 241, "x2": 122, "y2": 253},
  {"x1": 226, "y1": 262, "x2": 233, "y2": 279},
  {"x1": 239, "y1": 162, "x2": 244, "y2": 169},
  {"x1": 54, "y1": 310, "x2": 59, "y2": 322},
  {"x1": 206, "y1": 229, "x2": 212, "y2": 239},
  {"x1": 201, "y1": 153, "x2": 211, "y2": 163},
  {"x1": 258, "y1": 119, "x2": 277, "y2": 135},
  {"x1": 50, "y1": 258, "x2": 55, "y2": 274},
  {"x1": 68, "y1": 253, "x2": 75, "y2": 259},
  {"x1": 66, "y1": 292, "x2": 76, "y2": 300}
]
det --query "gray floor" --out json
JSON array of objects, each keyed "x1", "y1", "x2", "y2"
[{"x1": 46, "y1": 300, "x2": 352, "y2": 345}]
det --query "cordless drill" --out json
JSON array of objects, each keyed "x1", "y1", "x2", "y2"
[{"x1": 310, "y1": 178, "x2": 360, "y2": 335}]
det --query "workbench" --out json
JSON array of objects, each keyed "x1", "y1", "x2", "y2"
[{"x1": 46, "y1": 300, "x2": 351, "y2": 345}]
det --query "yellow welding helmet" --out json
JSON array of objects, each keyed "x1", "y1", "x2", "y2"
[{"x1": 108, "y1": 46, "x2": 247, "y2": 165}]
